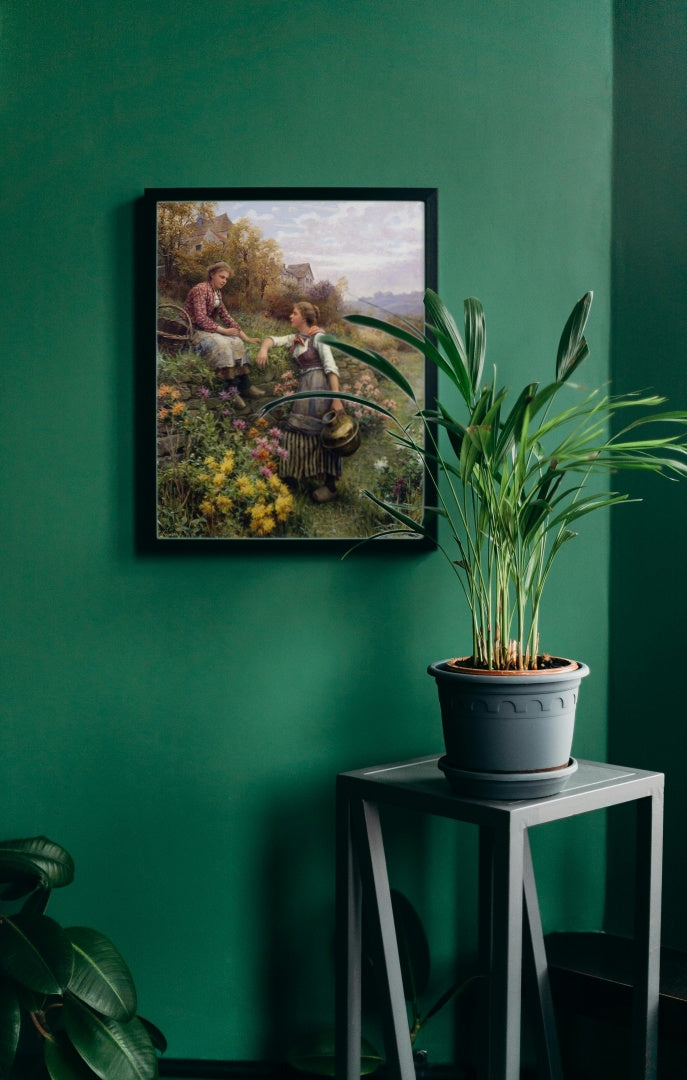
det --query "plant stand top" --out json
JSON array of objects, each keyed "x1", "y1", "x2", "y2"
[{"x1": 337, "y1": 755, "x2": 663, "y2": 829}]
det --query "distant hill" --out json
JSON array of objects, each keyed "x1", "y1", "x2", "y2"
[{"x1": 349, "y1": 290, "x2": 424, "y2": 317}]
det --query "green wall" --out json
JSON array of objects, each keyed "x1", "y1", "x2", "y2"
[
  {"x1": 608, "y1": 0, "x2": 687, "y2": 950},
  {"x1": 2, "y1": 0, "x2": 613, "y2": 1062}
]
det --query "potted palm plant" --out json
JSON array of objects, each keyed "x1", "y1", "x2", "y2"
[
  {"x1": 264, "y1": 289, "x2": 687, "y2": 796},
  {"x1": 0, "y1": 836, "x2": 165, "y2": 1079}
]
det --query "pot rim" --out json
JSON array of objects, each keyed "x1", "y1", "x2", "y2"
[{"x1": 428, "y1": 657, "x2": 590, "y2": 683}]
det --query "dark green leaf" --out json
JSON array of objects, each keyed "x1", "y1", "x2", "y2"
[
  {"x1": 496, "y1": 383, "x2": 538, "y2": 459},
  {"x1": 45, "y1": 1035, "x2": 102, "y2": 1080},
  {"x1": 460, "y1": 387, "x2": 495, "y2": 485},
  {"x1": 15, "y1": 981, "x2": 46, "y2": 1015},
  {"x1": 424, "y1": 321, "x2": 473, "y2": 403},
  {"x1": 287, "y1": 1030, "x2": 382, "y2": 1077},
  {"x1": 424, "y1": 289, "x2": 473, "y2": 403},
  {"x1": 556, "y1": 292, "x2": 593, "y2": 382},
  {"x1": 0, "y1": 838, "x2": 74, "y2": 892},
  {"x1": 0, "y1": 980, "x2": 21, "y2": 1077},
  {"x1": 63, "y1": 998, "x2": 157, "y2": 1080},
  {"x1": 319, "y1": 335, "x2": 417, "y2": 400},
  {"x1": 358, "y1": 490, "x2": 433, "y2": 541},
  {"x1": 259, "y1": 391, "x2": 398, "y2": 425},
  {"x1": 344, "y1": 314, "x2": 459, "y2": 393},
  {"x1": 0, "y1": 914, "x2": 73, "y2": 994},
  {"x1": 423, "y1": 290, "x2": 468, "y2": 368},
  {"x1": 464, "y1": 297, "x2": 486, "y2": 393},
  {"x1": 436, "y1": 404, "x2": 467, "y2": 460},
  {"x1": 21, "y1": 888, "x2": 51, "y2": 916},
  {"x1": 67, "y1": 928, "x2": 137, "y2": 1022},
  {"x1": 0, "y1": 877, "x2": 41, "y2": 903},
  {"x1": 138, "y1": 1018, "x2": 166, "y2": 1056}
]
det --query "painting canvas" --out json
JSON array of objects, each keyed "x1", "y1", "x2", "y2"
[{"x1": 147, "y1": 187, "x2": 437, "y2": 547}]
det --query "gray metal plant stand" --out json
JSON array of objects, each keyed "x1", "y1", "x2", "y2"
[{"x1": 335, "y1": 757, "x2": 664, "y2": 1080}]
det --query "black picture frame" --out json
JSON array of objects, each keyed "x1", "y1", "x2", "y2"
[{"x1": 141, "y1": 187, "x2": 437, "y2": 551}]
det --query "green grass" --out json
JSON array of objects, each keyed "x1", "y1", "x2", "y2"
[{"x1": 156, "y1": 309, "x2": 427, "y2": 541}]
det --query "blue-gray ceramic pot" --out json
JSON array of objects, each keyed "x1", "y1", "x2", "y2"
[{"x1": 427, "y1": 658, "x2": 590, "y2": 775}]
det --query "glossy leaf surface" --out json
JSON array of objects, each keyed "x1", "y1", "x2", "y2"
[
  {"x1": 555, "y1": 291, "x2": 592, "y2": 381},
  {"x1": 0, "y1": 913, "x2": 73, "y2": 994},
  {"x1": 63, "y1": 998, "x2": 157, "y2": 1080},
  {"x1": 67, "y1": 927, "x2": 137, "y2": 1021},
  {"x1": 0, "y1": 838, "x2": 74, "y2": 893},
  {"x1": 318, "y1": 287, "x2": 687, "y2": 668},
  {"x1": 138, "y1": 1017, "x2": 167, "y2": 1055},
  {"x1": 45, "y1": 1036, "x2": 102, "y2": 1080},
  {"x1": 319, "y1": 335, "x2": 417, "y2": 399},
  {"x1": 0, "y1": 980, "x2": 21, "y2": 1077},
  {"x1": 464, "y1": 296, "x2": 486, "y2": 392}
]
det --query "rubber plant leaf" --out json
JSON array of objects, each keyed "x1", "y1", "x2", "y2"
[
  {"x1": 286, "y1": 1029, "x2": 383, "y2": 1077},
  {"x1": 63, "y1": 998, "x2": 157, "y2": 1080},
  {"x1": 21, "y1": 886, "x2": 51, "y2": 916},
  {"x1": 0, "y1": 913, "x2": 73, "y2": 994},
  {"x1": 45, "y1": 1035, "x2": 102, "y2": 1080},
  {"x1": 390, "y1": 889, "x2": 431, "y2": 1001},
  {"x1": 0, "y1": 837, "x2": 75, "y2": 892},
  {"x1": 67, "y1": 927, "x2": 137, "y2": 1022},
  {"x1": 0, "y1": 980, "x2": 21, "y2": 1078},
  {"x1": 138, "y1": 1017, "x2": 167, "y2": 1056},
  {"x1": 0, "y1": 876, "x2": 41, "y2": 903}
]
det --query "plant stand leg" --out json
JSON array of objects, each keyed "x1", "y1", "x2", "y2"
[
  {"x1": 350, "y1": 798, "x2": 416, "y2": 1080},
  {"x1": 631, "y1": 793, "x2": 663, "y2": 1080},
  {"x1": 479, "y1": 822, "x2": 525, "y2": 1080},
  {"x1": 522, "y1": 833, "x2": 563, "y2": 1080},
  {"x1": 336, "y1": 782, "x2": 364, "y2": 1080}
]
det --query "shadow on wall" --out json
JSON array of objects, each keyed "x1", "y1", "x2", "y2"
[{"x1": 258, "y1": 783, "x2": 436, "y2": 1062}]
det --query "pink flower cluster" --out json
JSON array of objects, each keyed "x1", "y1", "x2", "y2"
[
  {"x1": 249, "y1": 431, "x2": 289, "y2": 477},
  {"x1": 342, "y1": 372, "x2": 397, "y2": 427},
  {"x1": 274, "y1": 370, "x2": 299, "y2": 396}
]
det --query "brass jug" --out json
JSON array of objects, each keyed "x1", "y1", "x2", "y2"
[{"x1": 320, "y1": 411, "x2": 361, "y2": 457}]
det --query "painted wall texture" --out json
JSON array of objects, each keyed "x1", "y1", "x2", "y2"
[
  {"x1": 0, "y1": 0, "x2": 627, "y2": 1063},
  {"x1": 608, "y1": 0, "x2": 687, "y2": 950}
]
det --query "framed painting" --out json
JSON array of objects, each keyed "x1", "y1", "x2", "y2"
[{"x1": 143, "y1": 187, "x2": 437, "y2": 549}]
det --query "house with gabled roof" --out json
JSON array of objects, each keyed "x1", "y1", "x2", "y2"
[
  {"x1": 281, "y1": 262, "x2": 315, "y2": 290},
  {"x1": 185, "y1": 211, "x2": 232, "y2": 253}
]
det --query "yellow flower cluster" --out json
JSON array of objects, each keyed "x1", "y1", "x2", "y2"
[
  {"x1": 249, "y1": 502, "x2": 276, "y2": 536},
  {"x1": 245, "y1": 487, "x2": 295, "y2": 535},
  {"x1": 236, "y1": 474, "x2": 254, "y2": 497},
  {"x1": 197, "y1": 454, "x2": 294, "y2": 536}
]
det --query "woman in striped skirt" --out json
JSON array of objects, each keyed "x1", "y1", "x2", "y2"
[{"x1": 256, "y1": 302, "x2": 345, "y2": 503}]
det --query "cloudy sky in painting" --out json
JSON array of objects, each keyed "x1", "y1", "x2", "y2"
[{"x1": 216, "y1": 198, "x2": 426, "y2": 300}]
